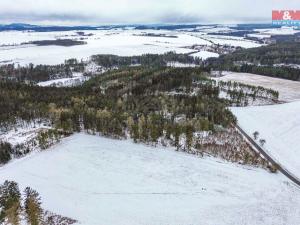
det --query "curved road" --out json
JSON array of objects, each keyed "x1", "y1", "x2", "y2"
[{"x1": 235, "y1": 124, "x2": 300, "y2": 187}]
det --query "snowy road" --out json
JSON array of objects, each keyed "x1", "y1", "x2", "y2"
[
  {"x1": 235, "y1": 124, "x2": 300, "y2": 187},
  {"x1": 231, "y1": 101, "x2": 300, "y2": 178}
]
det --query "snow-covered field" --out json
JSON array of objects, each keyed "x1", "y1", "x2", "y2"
[
  {"x1": 0, "y1": 133, "x2": 299, "y2": 225},
  {"x1": 204, "y1": 35, "x2": 262, "y2": 48},
  {"x1": 37, "y1": 72, "x2": 89, "y2": 87},
  {"x1": 0, "y1": 29, "x2": 262, "y2": 65},
  {"x1": 254, "y1": 27, "x2": 300, "y2": 36},
  {"x1": 190, "y1": 32, "x2": 262, "y2": 48},
  {"x1": 214, "y1": 72, "x2": 300, "y2": 102},
  {"x1": 231, "y1": 101, "x2": 300, "y2": 178},
  {"x1": 191, "y1": 51, "x2": 219, "y2": 59}
]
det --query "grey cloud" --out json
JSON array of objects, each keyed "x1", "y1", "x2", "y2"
[{"x1": 0, "y1": 0, "x2": 299, "y2": 25}]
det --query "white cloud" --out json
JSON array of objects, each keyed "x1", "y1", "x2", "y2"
[{"x1": 0, "y1": 0, "x2": 299, "y2": 25}]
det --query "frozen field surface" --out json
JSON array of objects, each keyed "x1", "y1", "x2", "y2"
[
  {"x1": 0, "y1": 133, "x2": 300, "y2": 225},
  {"x1": 254, "y1": 27, "x2": 300, "y2": 36},
  {"x1": 191, "y1": 50, "x2": 219, "y2": 60},
  {"x1": 0, "y1": 30, "x2": 261, "y2": 65},
  {"x1": 231, "y1": 101, "x2": 300, "y2": 178},
  {"x1": 215, "y1": 72, "x2": 300, "y2": 102}
]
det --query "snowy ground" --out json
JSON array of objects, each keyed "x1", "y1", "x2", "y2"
[
  {"x1": 0, "y1": 29, "x2": 261, "y2": 66},
  {"x1": 37, "y1": 73, "x2": 89, "y2": 87},
  {"x1": 245, "y1": 27, "x2": 300, "y2": 40},
  {"x1": 0, "y1": 133, "x2": 299, "y2": 225},
  {"x1": 254, "y1": 27, "x2": 300, "y2": 36},
  {"x1": 0, "y1": 121, "x2": 51, "y2": 147},
  {"x1": 204, "y1": 35, "x2": 262, "y2": 48},
  {"x1": 191, "y1": 51, "x2": 219, "y2": 60},
  {"x1": 214, "y1": 72, "x2": 300, "y2": 102},
  {"x1": 231, "y1": 101, "x2": 300, "y2": 178}
]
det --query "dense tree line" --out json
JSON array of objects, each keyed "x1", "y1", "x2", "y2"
[
  {"x1": 0, "y1": 64, "x2": 73, "y2": 82},
  {"x1": 208, "y1": 41, "x2": 300, "y2": 81},
  {"x1": 29, "y1": 39, "x2": 86, "y2": 47},
  {"x1": 239, "y1": 64, "x2": 300, "y2": 81},
  {"x1": 90, "y1": 52, "x2": 202, "y2": 68},
  {"x1": 217, "y1": 42, "x2": 300, "y2": 65}
]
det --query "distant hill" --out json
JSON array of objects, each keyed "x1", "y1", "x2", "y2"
[{"x1": 0, "y1": 23, "x2": 284, "y2": 32}]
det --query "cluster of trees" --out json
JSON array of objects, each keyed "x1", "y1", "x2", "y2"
[
  {"x1": 0, "y1": 64, "x2": 73, "y2": 82},
  {"x1": 222, "y1": 42, "x2": 300, "y2": 65},
  {"x1": 37, "y1": 129, "x2": 64, "y2": 150},
  {"x1": 133, "y1": 33, "x2": 178, "y2": 38},
  {"x1": 239, "y1": 64, "x2": 300, "y2": 81},
  {"x1": 253, "y1": 131, "x2": 266, "y2": 147},
  {"x1": 0, "y1": 181, "x2": 77, "y2": 225},
  {"x1": 29, "y1": 39, "x2": 86, "y2": 47},
  {"x1": 218, "y1": 80, "x2": 279, "y2": 106},
  {"x1": 210, "y1": 61, "x2": 300, "y2": 82},
  {"x1": 0, "y1": 181, "x2": 43, "y2": 225},
  {"x1": 91, "y1": 52, "x2": 202, "y2": 68}
]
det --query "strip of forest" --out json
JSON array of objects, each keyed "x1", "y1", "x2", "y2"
[{"x1": 208, "y1": 41, "x2": 300, "y2": 81}]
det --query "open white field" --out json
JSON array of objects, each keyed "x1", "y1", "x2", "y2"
[
  {"x1": 254, "y1": 27, "x2": 300, "y2": 36},
  {"x1": 0, "y1": 133, "x2": 299, "y2": 225},
  {"x1": 191, "y1": 50, "x2": 219, "y2": 59},
  {"x1": 215, "y1": 72, "x2": 300, "y2": 102},
  {"x1": 231, "y1": 101, "x2": 300, "y2": 178},
  {"x1": 0, "y1": 29, "x2": 261, "y2": 65}
]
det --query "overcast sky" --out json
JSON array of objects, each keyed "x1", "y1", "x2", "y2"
[{"x1": 0, "y1": 0, "x2": 299, "y2": 25}]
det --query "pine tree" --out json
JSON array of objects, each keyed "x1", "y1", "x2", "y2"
[
  {"x1": 126, "y1": 116, "x2": 135, "y2": 136},
  {"x1": 185, "y1": 124, "x2": 194, "y2": 151},
  {"x1": 0, "y1": 181, "x2": 21, "y2": 225},
  {"x1": 138, "y1": 115, "x2": 147, "y2": 141},
  {"x1": 24, "y1": 187, "x2": 43, "y2": 225},
  {"x1": 0, "y1": 142, "x2": 12, "y2": 164},
  {"x1": 174, "y1": 124, "x2": 181, "y2": 150}
]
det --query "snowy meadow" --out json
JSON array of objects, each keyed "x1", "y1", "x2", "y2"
[
  {"x1": 0, "y1": 28, "x2": 261, "y2": 66},
  {"x1": 0, "y1": 133, "x2": 299, "y2": 225}
]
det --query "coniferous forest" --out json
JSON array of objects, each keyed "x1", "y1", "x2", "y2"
[
  {"x1": 208, "y1": 41, "x2": 300, "y2": 81},
  {"x1": 0, "y1": 57, "x2": 277, "y2": 170}
]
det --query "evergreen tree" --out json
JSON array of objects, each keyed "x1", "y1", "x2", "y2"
[
  {"x1": 0, "y1": 142, "x2": 12, "y2": 164},
  {"x1": 185, "y1": 124, "x2": 194, "y2": 151},
  {"x1": 0, "y1": 181, "x2": 21, "y2": 225},
  {"x1": 24, "y1": 187, "x2": 43, "y2": 225}
]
